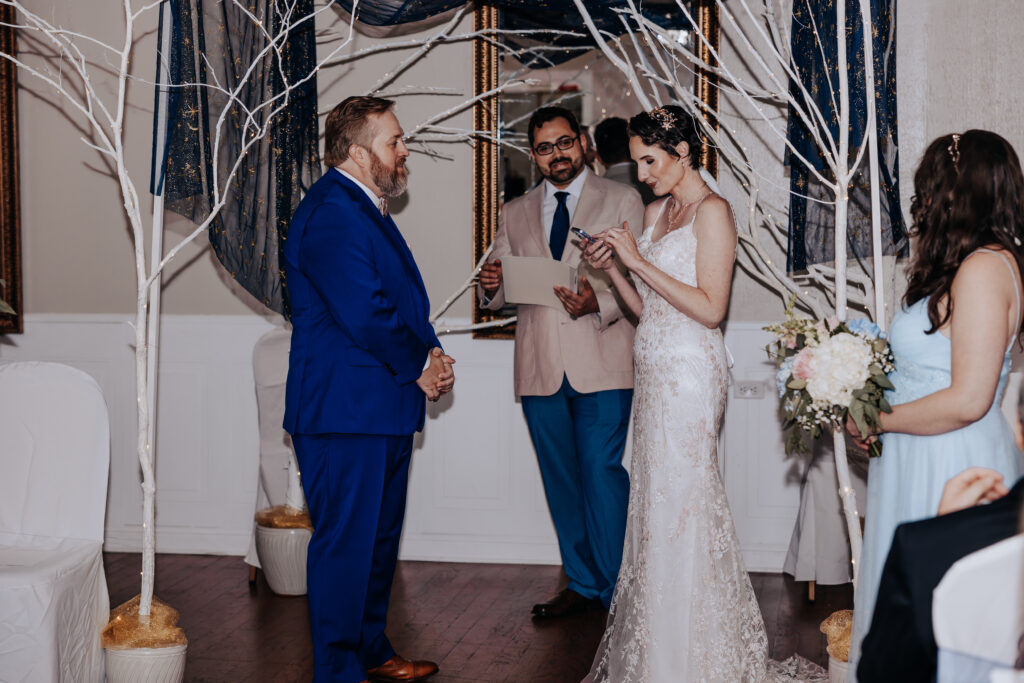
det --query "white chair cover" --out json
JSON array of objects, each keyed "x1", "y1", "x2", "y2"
[
  {"x1": 244, "y1": 326, "x2": 297, "y2": 567},
  {"x1": 0, "y1": 361, "x2": 111, "y2": 682},
  {"x1": 934, "y1": 534, "x2": 1024, "y2": 683}
]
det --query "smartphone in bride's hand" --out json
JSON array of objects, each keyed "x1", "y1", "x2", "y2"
[
  {"x1": 571, "y1": 227, "x2": 614, "y2": 258},
  {"x1": 571, "y1": 226, "x2": 596, "y2": 243}
]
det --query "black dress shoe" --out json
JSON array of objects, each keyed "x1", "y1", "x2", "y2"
[{"x1": 531, "y1": 588, "x2": 597, "y2": 619}]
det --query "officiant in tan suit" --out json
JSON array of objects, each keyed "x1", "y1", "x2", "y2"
[{"x1": 479, "y1": 107, "x2": 644, "y2": 618}]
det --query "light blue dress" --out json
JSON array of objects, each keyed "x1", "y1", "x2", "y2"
[{"x1": 849, "y1": 254, "x2": 1024, "y2": 673}]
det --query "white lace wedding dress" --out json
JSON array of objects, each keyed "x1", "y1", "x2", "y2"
[{"x1": 584, "y1": 199, "x2": 826, "y2": 683}]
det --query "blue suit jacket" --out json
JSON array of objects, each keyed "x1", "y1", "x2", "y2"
[{"x1": 283, "y1": 169, "x2": 440, "y2": 436}]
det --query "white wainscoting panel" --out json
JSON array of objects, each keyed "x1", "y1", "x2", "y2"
[
  {"x1": 0, "y1": 315, "x2": 801, "y2": 570},
  {"x1": 0, "y1": 314, "x2": 276, "y2": 555}
]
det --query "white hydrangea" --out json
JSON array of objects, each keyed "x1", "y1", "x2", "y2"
[{"x1": 805, "y1": 332, "x2": 872, "y2": 408}]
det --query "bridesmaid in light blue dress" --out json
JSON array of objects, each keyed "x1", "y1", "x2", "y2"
[{"x1": 848, "y1": 130, "x2": 1024, "y2": 672}]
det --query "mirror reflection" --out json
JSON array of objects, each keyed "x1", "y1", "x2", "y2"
[{"x1": 498, "y1": 40, "x2": 694, "y2": 207}]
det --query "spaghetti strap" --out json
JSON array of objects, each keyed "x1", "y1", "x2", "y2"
[
  {"x1": 650, "y1": 197, "x2": 669, "y2": 228},
  {"x1": 691, "y1": 191, "x2": 715, "y2": 212},
  {"x1": 972, "y1": 248, "x2": 1022, "y2": 351}
]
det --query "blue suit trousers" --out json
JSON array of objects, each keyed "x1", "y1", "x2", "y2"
[
  {"x1": 292, "y1": 433, "x2": 413, "y2": 683},
  {"x1": 521, "y1": 375, "x2": 632, "y2": 607}
]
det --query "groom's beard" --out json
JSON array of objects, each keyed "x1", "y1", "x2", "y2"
[{"x1": 370, "y1": 151, "x2": 409, "y2": 198}]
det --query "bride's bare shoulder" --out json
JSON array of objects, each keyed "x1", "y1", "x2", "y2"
[{"x1": 694, "y1": 194, "x2": 735, "y2": 235}]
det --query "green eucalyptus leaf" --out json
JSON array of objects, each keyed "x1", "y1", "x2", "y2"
[{"x1": 849, "y1": 401, "x2": 869, "y2": 436}]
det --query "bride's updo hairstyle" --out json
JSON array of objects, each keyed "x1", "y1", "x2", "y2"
[
  {"x1": 905, "y1": 129, "x2": 1024, "y2": 335},
  {"x1": 628, "y1": 105, "x2": 703, "y2": 170}
]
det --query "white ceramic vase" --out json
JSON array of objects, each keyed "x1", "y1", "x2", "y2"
[
  {"x1": 105, "y1": 644, "x2": 187, "y2": 683},
  {"x1": 254, "y1": 524, "x2": 311, "y2": 595},
  {"x1": 828, "y1": 655, "x2": 849, "y2": 683}
]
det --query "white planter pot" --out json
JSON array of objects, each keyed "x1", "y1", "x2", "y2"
[
  {"x1": 254, "y1": 524, "x2": 312, "y2": 596},
  {"x1": 828, "y1": 655, "x2": 849, "y2": 683},
  {"x1": 105, "y1": 644, "x2": 187, "y2": 683}
]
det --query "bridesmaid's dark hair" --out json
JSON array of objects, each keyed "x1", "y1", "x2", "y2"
[
  {"x1": 628, "y1": 105, "x2": 703, "y2": 169},
  {"x1": 904, "y1": 129, "x2": 1024, "y2": 335}
]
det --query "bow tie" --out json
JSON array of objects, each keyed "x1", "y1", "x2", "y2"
[{"x1": 378, "y1": 196, "x2": 388, "y2": 217}]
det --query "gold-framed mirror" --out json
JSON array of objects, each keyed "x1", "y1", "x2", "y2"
[{"x1": 471, "y1": 2, "x2": 720, "y2": 338}]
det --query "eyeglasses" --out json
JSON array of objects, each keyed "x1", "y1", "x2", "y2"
[{"x1": 533, "y1": 135, "x2": 579, "y2": 156}]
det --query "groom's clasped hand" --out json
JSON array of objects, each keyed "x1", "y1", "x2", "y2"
[{"x1": 416, "y1": 347, "x2": 455, "y2": 402}]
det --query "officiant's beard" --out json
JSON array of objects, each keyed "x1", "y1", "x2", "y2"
[
  {"x1": 370, "y1": 151, "x2": 409, "y2": 197},
  {"x1": 541, "y1": 154, "x2": 584, "y2": 185}
]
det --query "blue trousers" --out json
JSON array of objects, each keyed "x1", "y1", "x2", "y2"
[
  {"x1": 521, "y1": 376, "x2": 632, "y2": 607},
  {"x1": 291, "y1": 433, "x2": 412, "y2": 683}
]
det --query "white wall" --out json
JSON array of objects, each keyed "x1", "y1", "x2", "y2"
[
  {"x1": 7, "y1": 1, "x2": 1024, "y2": 566},
  {"x1": 898, "y1": 0, "x2": 1024, "y2": 184},
  {"x1": 0, "y1": 314, "x2": 797, "y2": 571}
]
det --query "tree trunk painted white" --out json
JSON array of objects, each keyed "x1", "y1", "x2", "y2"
[
  {"x1": 860, "y1": 0, "x2": 887, "y2": 331},
  {"x1": 285, "y1": 451, "x2": 305, "y2": 512},
  {"x1": 831, "y1": 0, "x2": 864, "y2": 586}
]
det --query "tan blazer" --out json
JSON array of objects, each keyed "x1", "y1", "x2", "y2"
[{"x1": 481, "y1": 170, "x2": 645, "y2": 398}]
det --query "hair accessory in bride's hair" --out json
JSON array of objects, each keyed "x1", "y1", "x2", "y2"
[
  {"x1": 947, "y1": 133, "x2": 961, "y2": 170},
  {"x1": 649, "y1": 107, "x2": 675, "y2": 130}
]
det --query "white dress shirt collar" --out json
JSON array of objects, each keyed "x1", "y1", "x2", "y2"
[{"x1": 337, "y1": 167, "x2": 382, "y2": 208}]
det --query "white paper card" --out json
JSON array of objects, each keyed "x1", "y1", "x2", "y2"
[{"x1": 501, "y1": 256, "x2": 577, "y2": 310}]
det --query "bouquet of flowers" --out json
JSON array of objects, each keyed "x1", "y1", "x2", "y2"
[{"x1": 764, "y1": 297, "x2": 895, "y2": 458}]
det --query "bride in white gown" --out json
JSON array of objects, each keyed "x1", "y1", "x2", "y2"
[{"x1": 580, "y1": 106, "x2": 825, "y2": 683}]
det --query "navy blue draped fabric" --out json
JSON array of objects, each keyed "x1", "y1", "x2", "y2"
[
  {"x1": 149, "y1": 0, "x2": 686, "y2": 318},
  {"x1": 785, "y1": 0, "x2": 908, "y2": 272},
  {"x1": 151, "y1": 0, "x2": 321, "y2": 317},
  {"x1": 338, "y1": 1, "x2": 688, "y2": 66}
]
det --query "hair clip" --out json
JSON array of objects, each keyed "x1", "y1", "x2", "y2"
[
  {"x1": 649, "y1": 107, "x2": 675, "y2": 130},
  {"x1": 948, "y1": 133, "x2": 961, "y2": 169}
]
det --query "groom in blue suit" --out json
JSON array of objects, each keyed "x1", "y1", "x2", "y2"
[{"x1": 284, "y1": 96, "x2": 451, "y2": 683}]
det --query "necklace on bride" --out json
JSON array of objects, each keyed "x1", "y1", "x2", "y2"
[{"x1": 666, "y1": 186, "x2": 712, "y2": 232}]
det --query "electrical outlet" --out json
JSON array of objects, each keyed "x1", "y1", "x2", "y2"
[{"x1": 733, "y1": 380, "x2": 766, "y2": 399}]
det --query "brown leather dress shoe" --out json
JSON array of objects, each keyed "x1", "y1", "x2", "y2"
[
  {"x1": 531, "y1": 588, "x2": 599, "y2": 619},
  {"x1": 366, "y1": 655, "x2": 439, "y2": 682}
]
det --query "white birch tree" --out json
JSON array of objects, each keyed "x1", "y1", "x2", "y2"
[{"x1": 1, "y1": 0, "x2": 568, "y2": 620}]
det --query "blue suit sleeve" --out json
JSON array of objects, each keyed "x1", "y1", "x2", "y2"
[{"x1": 299, "y1": 204, "x2": 430, "y2": 385}]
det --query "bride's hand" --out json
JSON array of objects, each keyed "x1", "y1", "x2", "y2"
[
  {"x1": 582, "y1": 233, "x2": 615, "y2": 271},
  {"x1": 601, "y1": 221, "x2": 643, "y2": 270}
]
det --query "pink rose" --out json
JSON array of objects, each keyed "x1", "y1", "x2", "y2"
[{"x1": 792, "y1": 347, "x2": 815, "y2": 380}]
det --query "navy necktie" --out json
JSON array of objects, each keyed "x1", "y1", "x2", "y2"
[{"x1": 549, "y1": 191, "x2": 570, "y2": 260}]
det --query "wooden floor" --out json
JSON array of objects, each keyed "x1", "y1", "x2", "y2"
[{"x1": 104, "y1": 553, "x2": 852, "y2": 682}]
